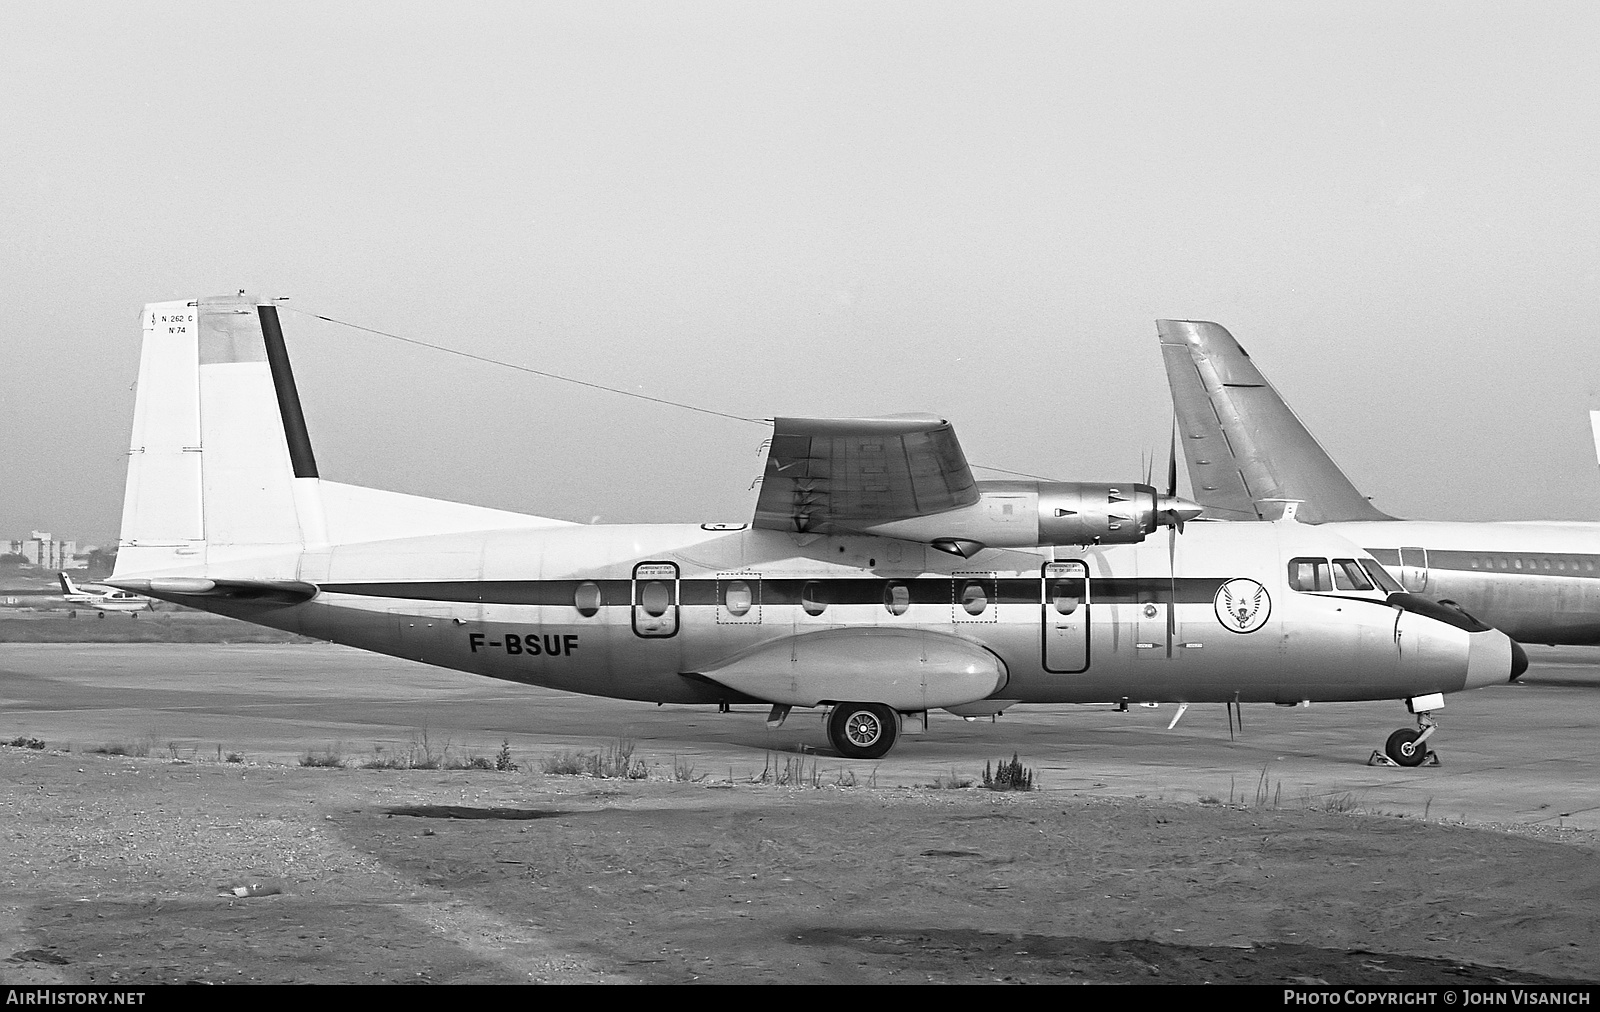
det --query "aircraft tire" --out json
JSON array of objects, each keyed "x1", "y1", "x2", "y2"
[
  {"x1": 1384, "y1": 728, "x2": 1428, "y2": 768},
  {"x1": 827, "y1": 702, "x2": 897, "y2": 760}
]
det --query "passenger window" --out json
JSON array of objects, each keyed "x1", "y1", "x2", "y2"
[
  {"x1": 883, "y1": 581, "x2": 910, "y2": 616},
  {"x1": 574, "y1": 581, "x2": 602, "y2": 617},
  {"x1": 960, "y1": 581, "x2": 988, "y2": 616},
  {"x1": 1288, "y1": 557, "x2": 1332, "y2": 592},
  {"x1": 723, "y1": 580, "x2": 752, "y2": 617},
  {"x1": 1332, "y1": 559, "x2": 1374, "y2": 591},
  {"x1": 1050, "y1": 579, "x2": 1082, "y2": 616},
  {"x1": 801, "y1": 581, "x2": 827, "y2": 616}
]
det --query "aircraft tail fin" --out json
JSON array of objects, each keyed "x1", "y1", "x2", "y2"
[
  {"x1": 1156, "y1": 320, "x2": 1394, "y2": 524},
  {"x1": 58, "y1": 573, "x2": 78, "y2": 596},
  {"x1": 116, "y1": 294, "x2": 574, "y2": 581},
  {"x1": 116, "y1": 295, "x2": 323, "y2": 579}
]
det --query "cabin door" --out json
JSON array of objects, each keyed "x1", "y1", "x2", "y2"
[
  {"x1": 1042, "y1": 561, "x2": 1090, "y2": 672},
  {"x1": 1397, "y1": 547, "x2": 1430, "y2": 593},
  {"x1": 632, "y1": 562, "x2": 680, "y2": 638}
]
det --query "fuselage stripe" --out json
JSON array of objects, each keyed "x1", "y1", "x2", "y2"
[{"x1": 317, "y1": 576, "x2": 1234, "y2": 607}]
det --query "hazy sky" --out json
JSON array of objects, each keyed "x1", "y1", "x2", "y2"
[{"x1": 4, "y1": 1, "x2": 1599, "y2": 544}]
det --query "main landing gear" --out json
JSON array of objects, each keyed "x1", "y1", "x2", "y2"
[
  {"x1": 1370, "y1": 707, "x2": 1442, "y2": 768},
  {"x1": 826, "y1": 702, "x2": 898, "y2": 760}
]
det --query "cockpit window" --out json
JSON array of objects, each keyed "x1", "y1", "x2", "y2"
[
  {"x1": 1359, "y1": 559, "x2": 1405, "y2": 594},
  {"x1": 1332, "y1": 559, "x2": 1374, "y2": 592},
  {"x1": 1288, "y1": 558, "x2": 1332, "y2": 592},
  {"x1": 1291, "y1": 556, "x2": 1389, "y2": 595}
]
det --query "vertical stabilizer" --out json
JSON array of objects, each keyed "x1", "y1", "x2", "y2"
[
  {"x1": 1156, "y1": 320, "x2": 1393, "y2": 524},
  {"x1": 116, "y1": 294, "x2": 319, "y2": 577}
]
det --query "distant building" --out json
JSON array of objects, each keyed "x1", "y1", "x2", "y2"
[{"x1": 1, "y1": 531, "x2": 80, "y2": 569}]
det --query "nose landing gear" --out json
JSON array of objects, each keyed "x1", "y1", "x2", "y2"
[{"x1": 1370, "y1": 710, "x2": 1442, "y2": 768}]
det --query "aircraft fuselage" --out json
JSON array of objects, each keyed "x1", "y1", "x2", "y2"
[{"x1": 148, "y1": 519, "x2": 1511, "y2": 710}]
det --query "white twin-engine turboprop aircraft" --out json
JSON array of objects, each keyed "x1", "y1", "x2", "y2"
[{"x1": 109, "y1": 295, "x2": 1523, "y2": 765}]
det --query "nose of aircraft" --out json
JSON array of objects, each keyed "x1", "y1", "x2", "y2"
[
  {"x1": 1463, "y1": 628, "x2": 1525, "y2": 690},
  {"x1": 1509, "y1": 640, "x2": 1529, "y2": 681}
]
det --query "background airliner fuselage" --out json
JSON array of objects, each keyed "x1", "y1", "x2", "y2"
[{"x1": 1323, "y1": 521, "x2": 1600, "y2": 645}]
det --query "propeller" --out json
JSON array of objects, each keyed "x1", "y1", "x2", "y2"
[
  {"x1": 1165, "y1": 419, "x2": 1180, "y2": 657},
  {"x1": 1154, "y1": 422, "x2": 1203, "y2": 533}
]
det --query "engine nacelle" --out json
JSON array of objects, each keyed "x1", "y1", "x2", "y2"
[
  {"x1": 861, "y1": 480, "x2": 1201, "y2": 555},
  {"x1": 1035, "y1": 482, "x2": 1165, "y2": 546}
]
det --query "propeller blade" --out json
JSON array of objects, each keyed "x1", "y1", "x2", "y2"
[
  {"x1": 1166, "y1": 522, "x2": 1177, "y2": 658},
  {"x1": 1167, "y1": 417, "x2": 1178, "y2": 498}
]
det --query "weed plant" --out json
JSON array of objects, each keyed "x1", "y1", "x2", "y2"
[{"x1": 982, "y1": 753, "x2": 1035, "y2": 791}]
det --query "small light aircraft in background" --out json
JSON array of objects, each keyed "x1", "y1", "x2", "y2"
[
  {"x1": 1159, "y1": 319, "x2": 1600, "y2": 646},
  {"x1": 106, "y1": 296, "x2": 1522, "y2": 766},
  {"x1": 58, "y1": 572, "x2": 151, "y2": 613}
]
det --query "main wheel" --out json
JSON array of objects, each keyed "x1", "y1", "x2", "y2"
[
  {"x1": 1385, "y1": 728, "x2": 1428, "y2": 768},
  {"x1": 827, "y1": 702, "x2": 898, "y2": 759}
]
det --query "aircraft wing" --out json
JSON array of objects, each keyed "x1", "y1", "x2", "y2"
[
  {"x1": 752, "y1": 415, "x2": 980, "y2": 534},
  {"x1": 1157, "y1": 320, "x2": 1392, "y2": 523}
]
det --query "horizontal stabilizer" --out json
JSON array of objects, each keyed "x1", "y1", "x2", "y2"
[{"x1": 109, "y1": 577, "x2": 318, "y2": 603}]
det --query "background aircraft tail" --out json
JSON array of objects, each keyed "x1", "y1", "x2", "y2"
[
  {"x1": 1156, "y1": 320, "x2": 1393, "y2": 524},
  {"x1": 115, "y1": 294, "x2": 569, "y2": 581}
]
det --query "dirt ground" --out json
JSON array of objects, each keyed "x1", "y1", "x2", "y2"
[{"x1": 2, "y1": 746, "x2": 1597, "y2": 985}]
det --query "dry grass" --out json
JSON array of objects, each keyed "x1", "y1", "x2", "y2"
[
  {"x1": 542, "y1": 739, "x2": 648, "y2": 779},
  {"x1": 922, "y1": 768, "x2": 975, "y2": 789}
]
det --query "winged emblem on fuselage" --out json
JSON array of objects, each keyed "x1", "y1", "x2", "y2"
[{"x1": 1214, "y1": 578, "x2": 1271, "y2": 633}]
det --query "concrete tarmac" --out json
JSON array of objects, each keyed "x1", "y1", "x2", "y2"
[{"x1": 2, "y1": 642, "x2": 1598, "y2": 831}]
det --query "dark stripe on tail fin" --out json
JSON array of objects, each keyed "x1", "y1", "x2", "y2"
[{"x1": 258, "y1": 304, "x2": 319, "y2": 479}]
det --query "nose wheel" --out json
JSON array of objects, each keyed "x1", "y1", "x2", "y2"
[{"x1": 1370, "y1": 712, "x2": 1441, "y2": 768}]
